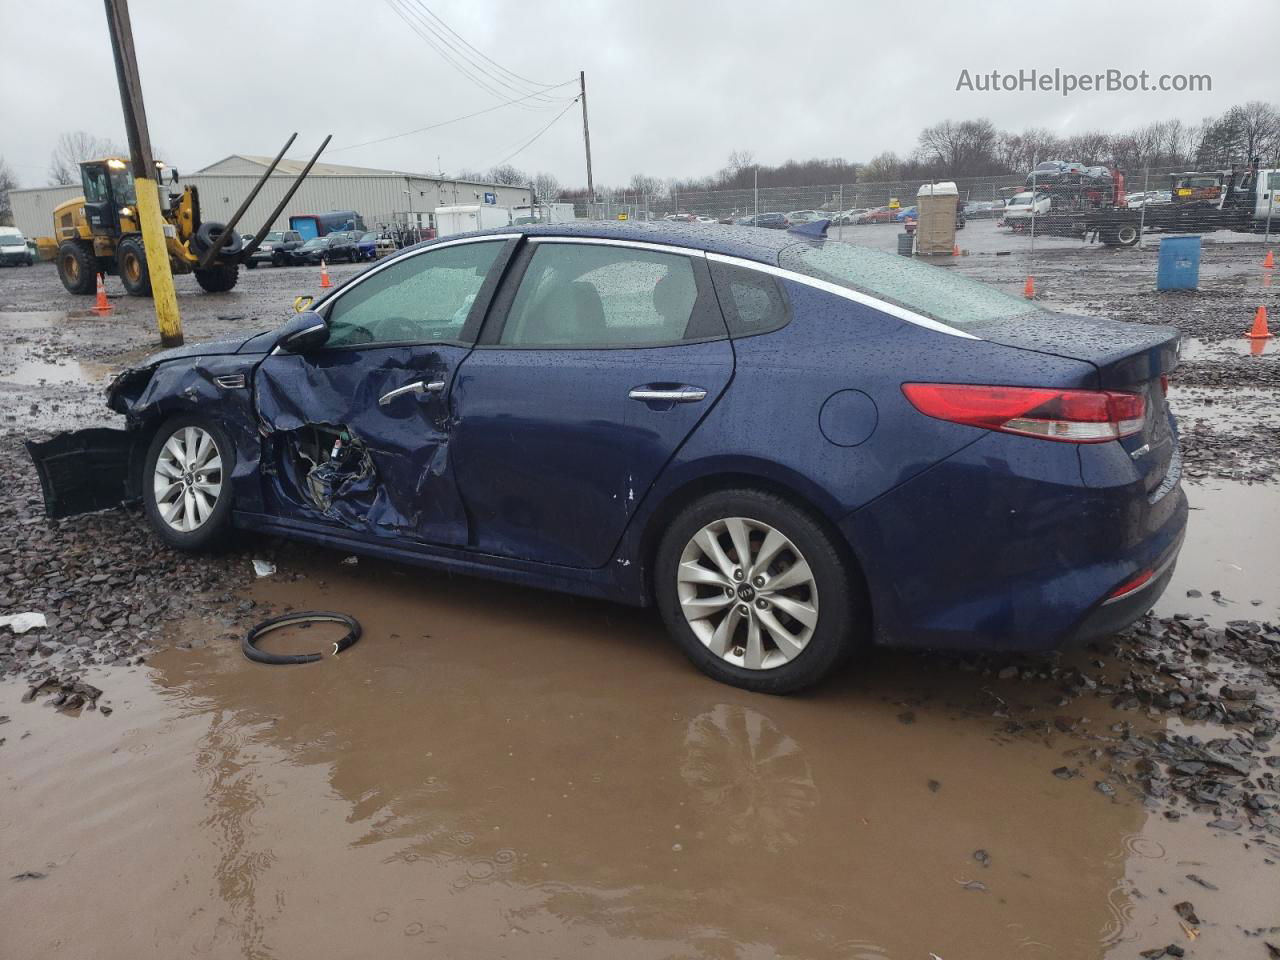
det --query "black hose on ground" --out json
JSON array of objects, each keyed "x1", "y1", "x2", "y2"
[{"x1": 242, "y1": 611, "x2": 361, "y2": 665}]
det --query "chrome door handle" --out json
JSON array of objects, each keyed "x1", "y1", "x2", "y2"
[
  {"x1": 629, "y1": 387, "x2": 708, "y2": 403},
  {"x1": 378, "y1": 379, "x2": 445, "y2": 406}
]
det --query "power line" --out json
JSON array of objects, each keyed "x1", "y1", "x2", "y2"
[
  {"x1": 328, "y1": 79, "x2": 578, "y2": 154},
  {"x1": 488, "y1": 97, "x2": 581, "y2": 170},
  {"x1": 407, "y1": 0, "x2": 556, "y2": 91},
  {"x1": 384, "y1": 0, "x2": 557, "y2": 109}
]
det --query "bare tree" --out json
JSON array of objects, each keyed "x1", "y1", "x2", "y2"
[
  {"x1": 0, "y1": 157, "x2": 17, "y2": 225},
  {"x1": 486, "y1": 163, "x2": 530, "y2": 185},
  {"x1": 1230, "y1": 101, "x2": 1280, "y2": 161},
  {"x1": 628, "y1": 173, "x2": 662, "y2": 197},
  {"x1": 48, "y1": 131, "x2": 123, "y2": 185},
  {"x1": 532, "y1": 171, "x2": 560, "y2": 202},
  {"x1": 916, "y1": 118, "x2": 1000, "y2": 174},
  {"x1": 726, "y1": 149, "x2": 755, "y2": 175},
  {"x1": 861, "y1": 152, "x2": 902, "y2": 182}
]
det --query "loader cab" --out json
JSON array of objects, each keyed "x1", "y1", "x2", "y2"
[{"x1": 80, "y1": 158, "x2": 137, "y2": 237}]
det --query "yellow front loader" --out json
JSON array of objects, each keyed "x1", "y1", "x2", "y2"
[{"x1": 52, "y1": 134, "x2": 329, "y2": 297}]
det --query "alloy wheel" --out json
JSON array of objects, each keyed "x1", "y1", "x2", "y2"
[
  {"x1": 153, "y1": 426, "x2": 223, "y2": 532},
  {"x1": 676, "y1": 516, "x2": 819, "y2": 670}
]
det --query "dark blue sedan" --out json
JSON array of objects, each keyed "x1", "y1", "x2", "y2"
[{"x1": 29, "y1": 222, "x2": 1186, "y2": 692}]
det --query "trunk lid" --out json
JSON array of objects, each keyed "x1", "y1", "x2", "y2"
[{"x1": 968, "y1": 313, "x2": 1180, "y2": 493}]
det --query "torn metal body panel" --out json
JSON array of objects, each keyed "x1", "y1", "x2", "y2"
[
  {"x1": 25, "y1": 428, "x2": 136, "y2": 519},
  {"x1": 253, "y1": 344, "x2": 471, "y2": 545}
]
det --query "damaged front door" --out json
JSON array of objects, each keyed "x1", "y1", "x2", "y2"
[{"x1": 254, "y1": 237, "x2": 512, "y2": 545}]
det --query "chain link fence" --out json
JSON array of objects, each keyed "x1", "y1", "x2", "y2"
[{"x1": 575, "y1": 166, "x2": 1200, "y2": 221}]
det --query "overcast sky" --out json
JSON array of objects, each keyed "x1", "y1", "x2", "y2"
[{"x1": 4, "y1": 0, "x2": 1277, "y2": 190}]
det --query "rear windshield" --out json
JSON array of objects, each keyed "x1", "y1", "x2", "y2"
[{"x1": 779, "y1": 241, "x2": 1041, "y2": 330}]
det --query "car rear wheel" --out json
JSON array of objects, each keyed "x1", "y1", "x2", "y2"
[
  {"x1": 143, "y1": 416, "x2": 235, "y2": 551},
  {"x1": 655, "y1": 489, "x2": 863, "y2": 693}
]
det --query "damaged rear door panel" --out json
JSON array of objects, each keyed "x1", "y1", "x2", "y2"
[{"x1": 253, "y1": 237, "x2": 514, "y2": 546}]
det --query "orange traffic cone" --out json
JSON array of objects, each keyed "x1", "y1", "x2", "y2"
[
  {"x1": 1250, "y1": 336, "x2": 1268, "y2": 357},
  {"x1": 319, "y1": 259, "x2": 332, "y2": 289},
  {"x1": 952, "y1": 243, "x2": 960, "y2": 257},
  {"x1": 1023, "y1": 276, "x2": 1035, "y2": 299},
  {"x1": 1264, "y1": 250, "x2": 1275, "y2": 269},
  {"x1": 1245, "y1": 305, "x2": 1273, "y2": 339},
  {"x1": 93, "y1": 273, "x2": 112, "y2": 316}
]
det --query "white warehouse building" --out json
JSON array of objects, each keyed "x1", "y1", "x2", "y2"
[{"x1": 7, "y1": 154, "x2": 535, "y2": 240}]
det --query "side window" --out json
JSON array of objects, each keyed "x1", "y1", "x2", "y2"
[
  {"x1": 82, "y1": 168, "x2": 109, "y2": 203},
  {"x1": 499, "y1": 244, "x2": 709, "y2": 348},
  {"x1": 325, "y1": 240, "x2": 503, "y2": 348},
  {"x1": 709, "y1": 261, "x2": 791, "y2": 338}
]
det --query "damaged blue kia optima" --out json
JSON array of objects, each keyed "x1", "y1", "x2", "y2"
[{"x1": 27, "y1": 221, "x2": 1186, "y2": 692}]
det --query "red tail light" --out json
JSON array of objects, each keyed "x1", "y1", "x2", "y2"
[{"x1": 902, "y1": 383, "x2": 1146, "y2": 443}]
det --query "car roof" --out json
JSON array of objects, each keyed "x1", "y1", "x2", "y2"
[{"x1": 420, "y1": 220, "x2": 807, "y2": 265}]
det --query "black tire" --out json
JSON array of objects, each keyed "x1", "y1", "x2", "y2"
[
  {"x1": 194, "y1": 262, "x2": 239, "y2": 293},
  {"x1": 116, "y1": 235, "x2": 152, "y2": 296},
  {"x1": 190, "y1": 221, "x2": 244, "y2": 258},
  {"x1": 142, "y1": 415, "x2": 236, "y2": 551},
  {"x1": 272, "y1": 252, "x2": 285, "y2": 267},
  {"x1": 57, "y1": 240, "x2": 97, "y2": 294},
  {"x1": 654, "y1": 488, "x2": 865, "y2": 694},
  {"x1": 246, "y1": 259, "x2": 258, "y2": 269},
  {"x1": 1115, "y1": 224, "x2": 1140, "y2": 247}
]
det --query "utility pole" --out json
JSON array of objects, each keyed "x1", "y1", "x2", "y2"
[
  {"x1": 103, "y1": 0, "x2": 182, "y2": 346},
  {"x1": 579, "y1": 70, "x2": 594, "y2": 218}
]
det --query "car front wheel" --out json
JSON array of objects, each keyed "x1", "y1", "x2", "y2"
[
  {"x1": 142, "y1": 416, "x2": 235, "y2": 551},
  {"x1": 655, "y1": 489, "x2": 864, "y2": 693}
]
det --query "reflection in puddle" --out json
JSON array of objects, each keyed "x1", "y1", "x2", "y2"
[
  {"x1": 681, "y1": 703, "x2": 817, "y2": 852},
  {"x1": 0, "y1": 549, "x2": 1230, "y2": 959},
  {"x1": 1156, "y1": 481, "x2": 1280, "y2": 623}
]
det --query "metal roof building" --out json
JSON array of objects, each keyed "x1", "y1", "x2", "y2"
[{"x1": 7, "y1": 155, "x2": 532, "y2": 239}]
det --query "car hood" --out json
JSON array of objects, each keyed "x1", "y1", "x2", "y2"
[{"x1": 144, "y1": 328, "x2": 276, "y2": 365}]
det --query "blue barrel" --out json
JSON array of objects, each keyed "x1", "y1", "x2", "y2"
[{"x1": 1157, "y1": 236, "x2": 1201, "y2": 291}]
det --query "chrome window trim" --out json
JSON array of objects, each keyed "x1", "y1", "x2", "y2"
[
  {"x1": 527, "y1": 235, "x2": 708, "y2": 259},
  {"x1": 705, "y1": 252, "x2": 981, "y2": 340},
  {"x1": 319, "y1": 233, "x2": 521, "y2": 316}
]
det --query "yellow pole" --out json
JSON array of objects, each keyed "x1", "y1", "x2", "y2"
[{"x1": 133, "y1": 178, "x2": 182, "y2": 346}]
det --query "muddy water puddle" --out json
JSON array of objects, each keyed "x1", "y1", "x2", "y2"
[
  {"x1": 1156, "y1": 481, "x2": 1280, "y2": 623},
  {"x1": 6, "y1": 546, "x2": 1271, "y2": 959}
]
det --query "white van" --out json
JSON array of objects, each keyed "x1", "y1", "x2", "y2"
[{"x1": 0, "y1": 226, "x2": 34, "y2": 267}]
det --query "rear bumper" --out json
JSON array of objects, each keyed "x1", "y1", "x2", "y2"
[{"x1": 842, "y1": 430, "x2": 1188, "y2": 653}]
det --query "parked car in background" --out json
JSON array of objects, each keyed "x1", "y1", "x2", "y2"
[
  {"x1": 35, "y1": 222, "x2": 1185, "y2": 694},
  {"x1": 963, "y1": 201, "x2": 999, "y2": 219},
  {"x1": 0, "y1": 227, "x2": 35, "y2": 266},
  {"x1": 357, "y1": 231, "x2": 379, "y2": 261},
  {"x1": 893, "y1": 206, "x2": 917, "y2": 222},
  {"x1": 834, "y1": 208, "x2": 868, "y2": 225},
  {"x1": 856, "y1": 207, "x2": 896, "y2": 224},
  {"x1": 736, "y1": 213, "x2": 790, "y2": 229},
  {"x1": 786, "y1": 210, "x2": 825, "y2": 224},
  {"x1": 246, "y1": 230, "x2": 305, "y2": 268},
  {"x1": 696, "y1": 216, "x2": 718, "y2": 225},
  {"x1": 1001, "y1": 192, "x2": 1052, "y2": 225},
  {"x1": 293, "y1": 234, "x2": 359, "y2": 265},
  {"x1": 325, "y1": 232, "x2": 365, "y2": 262}
]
